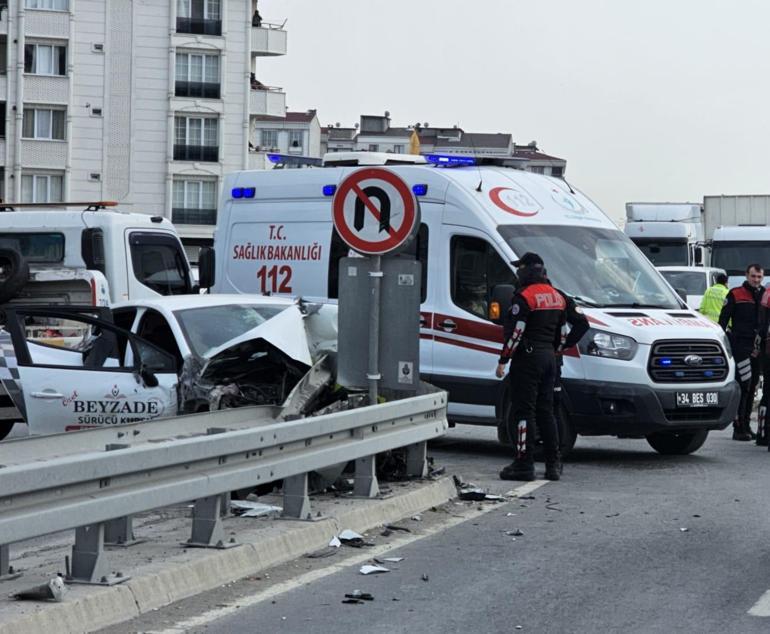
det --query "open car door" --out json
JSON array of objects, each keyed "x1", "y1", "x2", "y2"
[{"x1": 3, "y1": 306, "x2": 179, "y2": 436}]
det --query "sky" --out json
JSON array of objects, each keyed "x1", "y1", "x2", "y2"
[{"x1": 257, "y1": 0, "x2": 770, "y2": 226}]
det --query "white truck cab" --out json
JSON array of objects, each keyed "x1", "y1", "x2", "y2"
[
  {"x1": 0, "y1": 201, "x2": 195, "y2": 437},
  {"x1": 206, "y1": 153, "x2": 739, "y2": 455},
  {"x1": 710, "y1": 225, "x2": 770, "y2": 289}
]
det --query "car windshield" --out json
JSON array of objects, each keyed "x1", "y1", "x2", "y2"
[
  {"x1": 711, "y1": 242, "x2": 770, "y2": 276},
  {"x1": 497, "y1": 225, "x2": 681, "y2": 309},
  {"x1": 631, "y1": 239, "x2": 689, "y2": 266},
  {"x1": 174, "y1": 304, "x2": 287, "y2": 357},
  {"x1": 659, "y1": 271, "x2": 707, "y2": 296}
]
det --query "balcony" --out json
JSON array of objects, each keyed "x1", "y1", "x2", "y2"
[
  {"x1": 176, "y1": 17, "x2": 222, "y2": 36},
  {"x1": 173, "y1": 145, "x2": 219, "y2": 162},
  {"x1": 25, "y1": 9, "x2": 69, "y2": 38},
  {"x1": 251, "y1": 23, "x2": 287, "y2": 56},
  {"x1": 22, "y1": 139, "x2": 66, "y2": 168},
  {"x1": 249, "y1": 86, "x2": 285, "y2": 117},
  {"x1": 172, "y1": 207, "x2": 216, "y2": 225},
  {"x1": 175, "y1": 81, "x2": 220, "y2": 100},
  {"x1": 25, "y1": 75, "x2": 69, "y2": 103}
]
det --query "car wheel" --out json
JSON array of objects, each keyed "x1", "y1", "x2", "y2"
[
  {"x1": 0, "y1": 422, "x2": 14, "y2": 441},
  {"x1": 0, "y1": 248, "x2": 29, "y2": 304},
  {"x1": 646, "y1": 429, "x2": 709, "y2": 455}
]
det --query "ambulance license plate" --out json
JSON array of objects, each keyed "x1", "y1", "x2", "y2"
[{"x1": 675, "y1": 391, "x2": 718, "y2": 408}]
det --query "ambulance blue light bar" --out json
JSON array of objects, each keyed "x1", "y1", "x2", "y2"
[
  {"x1": 267, "y1": 154, "x2": 281, "y2": 164},
  {"x1": 231, "y1": 187, "x2": 256, "y2": 199},
  {"x1": 424, "y1": 154, "x2": 477, "y2": 166},
  {"x1": 323, "y1": 185, "x2": 337, "y2": 196},
  {"x1": 412, "y1": 184, "x2": 428, "y2": 196}
]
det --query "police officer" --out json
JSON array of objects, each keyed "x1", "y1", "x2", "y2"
[
  {"x1": 719, "y1": 264, "x2": 765, "y2": 441},
  {"x1": 755, "y1": 285, "x2": 770, "y2": 446},
  {"x1": 496, "y1": 253, "x2": 567, "y2": 481}
]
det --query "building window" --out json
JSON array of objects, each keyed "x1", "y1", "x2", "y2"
[
  {"x1": 21, "y1": 173, "x2": 63, "y2": 203},
  {"x1": 25, "y1": 0, "x2": 68, "y2": 9},
  {"x1": 176, "y1": 0, "x2": 222, "y2": 36},
  {"x1": 24, "y1": 44, "x2": 67, "y2": 76},
  {"x1": 261, "y1": 129, "x2": 278, "y2": 149},
  {"x1": 0, "y1": 103, "x2": 5, "y2": 138},
  {"x1": 393, "y1": 144, "x2": 404, "y2": 153},
  {"x1": 22, "y1": 108, "x2": 66, "y2": 140},
  {"x1": 551, "y1": 166, "x2": 564, "y2": 178},
  {"x1": 174, "y1": 116, "x2": 218, "y2": 161},
  {"x1": 175, "y1": 51, "x2": 220, "y2": 99},
  {"x1": 172, "y1": 178, "x2": 218, "y2": 225},
  {"x1": 289, "y1": 130, "x2": 303, "y2": 151},
  {"x1": 0, "y1": 167, "x2": 4, "y2": 202},
  {"x1": 529, "y1": 166, "x2": 545, "y2": 174},
  {"x1": 368, "y1": 144, "x2": 379, "y2": 152}
]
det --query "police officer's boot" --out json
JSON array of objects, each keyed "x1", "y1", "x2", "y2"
[
  {"x1": 733, "y1": 420, "x2": 752, "y2": 441},
  {"x1": 757, "y1": 406, "x2": 768, "y2": 446},
  {"x1": 544, "y1": 459, "x2": 562, "y2": 481},
  {"x1": 499, "y1": 457, "x2": 535, "y2": 481}
]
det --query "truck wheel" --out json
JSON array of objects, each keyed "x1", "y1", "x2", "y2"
[
  {"x1": 646, "y1": 429, "x2": 709, "y2": 455},
  {"x1": 497, "y1": 401, "x2": 577, "y2": 458},
  {"x1": 0, "y1": 422, "x2": 14, "y2": 441},
  {"x1": 0, "y1": 248, "x2": 29, "y2": 304}
]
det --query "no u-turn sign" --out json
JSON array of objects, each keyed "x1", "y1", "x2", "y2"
[{"x1": 332, "y1": 167, "x2": 420, "y2": 255}]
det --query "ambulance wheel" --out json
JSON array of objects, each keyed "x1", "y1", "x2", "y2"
[
  {"x1": 498, "y1": 402, "x2": 576, "y2": 458},
  {"x1": 0, "y1": 248, "x2": 29, "y2": 304},
  {"x1": 646, "y1": 429, "x2": 709, "y2": 455},
  {"x1": 0, "y1": 422, "x2": 13, "y2": 441}
]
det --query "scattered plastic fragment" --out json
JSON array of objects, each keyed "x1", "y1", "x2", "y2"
[
  {"x1": 680, "y1": 527, "x2": 689, "y2": 533},
  {"x1": 411, "y1": 515, "x2": 423, "y2": 521},
  {"x1": 384, "y1": 524, "x2": 411, "y2": 533},
  {"x1": 421, "y1": 573, "x2": 429, "y2": 582},
  {"x1": 342, "y1": 598, "x2": 363, "y2": 605},
  {"x1": 360, "y1": 565, "x2": 390, "y2": 575},
  {"x1": 345, "y1": 590, "x2": 374, "y2": 601},
  {"x1": 518, "y1": 495, "x2": 536, "y2": 500},
  {"x1": 13, "y1": 577, "x2": 67, "y2": 602},
  {"x1": 505, "y1": 529, "x2": 524, "y2": 537},
  {"x1": 230, "y1": 500, "x2": 283, "y2": 518},
  {"x1": 339, "y1": 529, "x2": 364, "y2": 541},
  {"x1": 605, "y1": 513, "x2": 620, "y2": 518},
  {"x1": 506, "y1": 512, "x2": 516, "y2": 517},
  {"x1": 383, "y1": 557, "x2": 404, "y2": 563},
  {"x1": 329, "y1": 536, "x2": 342, "y2": 548}
]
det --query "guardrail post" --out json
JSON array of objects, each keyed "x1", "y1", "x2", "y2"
[
  {"x1": 104, "y1": 516, "x2": 143, "y2": 547},
  {"x1": 186, "y1": 496, "x2": 230, "y2": 549},
  {"x1": 0, "y1": 544, "x2": 20, "y2": 581},
  {"x1": 354, "y1": 455, "x2": 379, "y2": 498},
  {"x1": 282, "y1": 473, "x2": 312, "y2": 519},
  {"x1": 404, "y1": 441, "x2": 428, "y2": 477},
  {"x1": 69, "y1": 524, "x2": 115, "y2": 584}
]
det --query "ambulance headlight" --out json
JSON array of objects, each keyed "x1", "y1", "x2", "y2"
[{"x1": 578, "y1": 328, "x2": 638, "y2": 361}]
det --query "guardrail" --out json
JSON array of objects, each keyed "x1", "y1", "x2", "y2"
[{"x1": 0, "y1": 388, "x2": 447, "y2": 585}]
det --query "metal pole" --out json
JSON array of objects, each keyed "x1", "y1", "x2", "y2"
[{"x1": 367, "y1": 255, "x2": 383, "y2": 405}]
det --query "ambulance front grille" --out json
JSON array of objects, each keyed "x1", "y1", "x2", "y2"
[{"x1": 647, "y1": 340, "x2": 728, "y2": 383}]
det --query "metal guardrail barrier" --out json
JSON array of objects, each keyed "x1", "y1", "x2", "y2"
[{"x1": 0, "y1": 389, "x2": 448, "y2": 585}]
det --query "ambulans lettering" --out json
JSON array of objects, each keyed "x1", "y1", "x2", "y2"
[
  {"x1": 231, "y1": 242, "x2": 323, "y2": 262},
  {"x1": 627, "y1": 316, "x2": 712, "y2": 328}
]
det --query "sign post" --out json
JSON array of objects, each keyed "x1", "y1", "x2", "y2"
[{"x1": 332, "y1": 168, "x2": 420, "y2": 405}]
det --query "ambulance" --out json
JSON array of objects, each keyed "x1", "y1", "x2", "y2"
[{"x1": 205, "y1": 153, "x2": 740, "y2": 455}]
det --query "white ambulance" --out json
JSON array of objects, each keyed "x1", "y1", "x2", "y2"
[{"x1": 205, "y1": 153, "x2": 740, "y2": 455}]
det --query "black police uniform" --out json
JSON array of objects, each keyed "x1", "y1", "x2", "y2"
[
  {"x1": 719, "y1": 281, "x2": 764, "y2": 440},
  {"x1": 755, "y1": 288, "x2": 770, "y2": 446},
  {"x1": 499, "y1": 273, "x2": 567, "y2": 480}
]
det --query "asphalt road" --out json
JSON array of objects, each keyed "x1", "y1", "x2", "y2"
[{"x1": 103, "y1": 423, "x2": 770, "y2": 634}]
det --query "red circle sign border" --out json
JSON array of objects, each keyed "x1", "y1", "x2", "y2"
[
  {"x1": 332, "y1": 167, "x2": 418, "y2": 255},
  {"x1": 489, "y1": 186, "x2": 539, "y2": 217}
]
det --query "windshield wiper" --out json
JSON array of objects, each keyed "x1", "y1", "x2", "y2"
[
  {"x1": 604, "y1": 303, "x2": 670, "y2": 309},
  {"x1": 571, "y1": 295, "x2": 602, "y2": 307}
]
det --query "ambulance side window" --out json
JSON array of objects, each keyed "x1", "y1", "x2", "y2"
[
  {"x1": 450, "y1": 236, "x2": 513, "y2": 320},
  {"x1": 327, "y1": 224, "x2": 429, "y2": 302}
]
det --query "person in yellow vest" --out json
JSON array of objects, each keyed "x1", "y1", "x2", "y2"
[{"x1": 699, "y1": 273, "x2": 729, "y2": 322}]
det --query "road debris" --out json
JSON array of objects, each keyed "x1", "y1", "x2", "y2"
[
  {"x1": 453, "y1": 475, "x2": 506, "y2": 502},
  {"x1": 421, "y1": 573, "x2": 430, "y2": 582},
  {"x1": 329, "y1": 536, "x2": 342, "y2": 548},
  {"x1": 383, "y1": 523, "x2": 411, "y2": 533},
  {"x1": 360, "y1": 564, "x2": 390, "y2": 575},
  {"x1": 337, "y1": 529, "x2": 374, "y2": 548},
  {"x1": 12, "y1": 576, "x2": 67, "y2": 602},
  {"x1": 505, "y1": 529, "x2": 525, "y2": 537},
  {"x1": 230, "y1": 500, "x2": 283, "y2": 518},
  {"x1": 411, "y1": 514, "x2": 423, "y2": 521},
  {"x1": 345, "y1": 590, "x2": 374, "y2": 601},
  {"x1": 680, "y1": 527, "x2": 689, "y2": 533}
]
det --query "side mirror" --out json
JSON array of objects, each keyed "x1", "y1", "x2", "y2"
[
  {"x1": 489, "y1": 284, "x2": 516, "y2": 325},
  {"x1": 675, "y1": 287, "x2": 688, "y2": 304},
  {"x1": 198, "y1": 247, "x2": 215, "y2": 290},
  {"x1": 139, "y1": 365, "x2": 159, "y2": 388},
  {"x1": 694, "y1": 246, "x2": 703, "y2": 266}
]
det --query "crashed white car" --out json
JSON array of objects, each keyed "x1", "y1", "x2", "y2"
[{"x1": 0, "y1": 295, "x2": 336, "y2": 437}]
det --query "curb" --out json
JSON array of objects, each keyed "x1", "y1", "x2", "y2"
[{"x1": 0, "y1": 477, "x2": 457, "y2": 634}]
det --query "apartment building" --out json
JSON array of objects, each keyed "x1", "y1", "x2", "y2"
[{"x1": 0, "y1": 0, "x2": 290, "y2": 249}]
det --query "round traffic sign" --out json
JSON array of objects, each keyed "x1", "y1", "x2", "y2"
[{"x1": 332, "y1": 168, "x2": 419, "y2": 255}]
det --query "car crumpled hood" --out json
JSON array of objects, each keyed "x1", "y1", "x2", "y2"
[
  {"x1": 201, "y1": 304, "x2": 313, "y2": 370},
  {"x1": 586, "y1": 308, "x2": 724, "y2": 346}
]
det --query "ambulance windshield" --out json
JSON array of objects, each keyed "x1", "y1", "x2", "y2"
[{"x1": 498, "y1": 225, "x2": 681, "y2": 309}]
